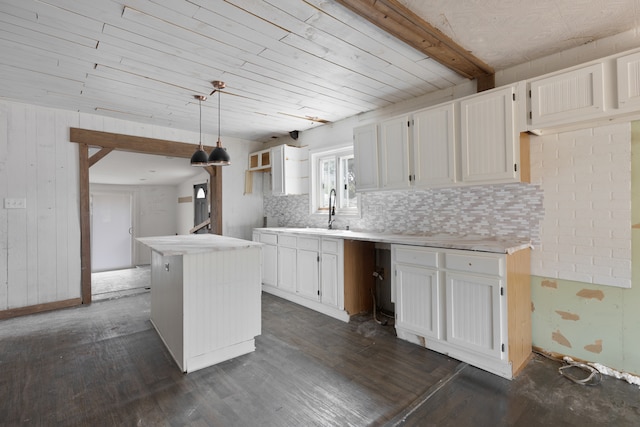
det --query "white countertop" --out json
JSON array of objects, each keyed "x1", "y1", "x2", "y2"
[
  {"x1": 254, "y1": 227, "x2": 532, "y2": 254},
  {"x1": 138, "y1": 234, "x2": 261, "y2": 256}
]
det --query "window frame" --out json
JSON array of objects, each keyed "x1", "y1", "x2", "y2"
[{"x1": 309, "y1": 144, "x2": 360, "y2": 218}]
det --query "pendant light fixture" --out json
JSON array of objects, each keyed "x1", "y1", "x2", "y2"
[
  {"x1": 208, "y1": 80, "x2": 231, "y2": 166},
  {"x1": 190, "y1": 95, "x2": 209, "y2": 166}
]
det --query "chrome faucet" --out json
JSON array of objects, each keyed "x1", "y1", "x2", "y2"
[{"x1": 328, "y1": 188, "x2": 336, "y2": 229}]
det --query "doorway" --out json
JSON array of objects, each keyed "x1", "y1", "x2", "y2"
[
  {"x1": 194, "y1": 183, "x2": 209, "y2": 233},
  {"x1": 90, "y1": 191, "x2": 133, "y2": 272}
]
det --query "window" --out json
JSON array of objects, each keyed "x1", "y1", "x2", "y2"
[{"x1": 310, "y1": 145, "x2": 359, "y2": 217}]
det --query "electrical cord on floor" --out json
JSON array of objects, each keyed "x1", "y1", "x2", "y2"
[{"x1": 533, "y1": 349, "x2": 602, "y2": 386}]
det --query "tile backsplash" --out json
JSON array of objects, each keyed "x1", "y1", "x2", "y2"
[{"x1": 264, "y1": 183, "x2": 544, "y2": 244}]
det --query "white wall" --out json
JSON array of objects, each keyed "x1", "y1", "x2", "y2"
[
  {"x1": 0, "y1": 101, "x2": 82, "y2": 309},
  {"x1": 173, "y1": 139, "x2": 265, "y2": 240},
  {"x1": 0, "y1": 99, "x2": 265, "y2": 311},
  {"x1": 90, "y1": 183, "x2": 179, "y2": 266},
  {"x1": 530, "y1": 124, "x2": 632, "y2": 288}
]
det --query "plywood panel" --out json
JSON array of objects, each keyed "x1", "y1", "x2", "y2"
[
  {"x1": 519, "y1": 132, "x2": 531, "y2": 184},
  {"x1": 343, "y1": 240, "x2": 376, "y2": 316},
  {"x1": 507, "y1": 249, "x2": 532, "y2": 376}
]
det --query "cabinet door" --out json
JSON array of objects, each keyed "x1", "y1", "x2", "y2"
[
  {"x1": 618, "y1": 52, "x2": 640, "y2": 110},
  {"x1": 320, "y1": 252, "x2": 339, "y2": 308},
  {"x1": 445, "y1": 272, "x2": 503, "y2": 359},
  {"x1": 271, "y1": 145, "x2": 285, "y2": 195},
  {"x1": 379, "y1": 115, "x2": 411, "y2": 190},
  {"x1": 262, "y1": 244, "x2": 278, "y2": 287},
  {"x1": 277, "y1": 246, "x2": 296, "y2": 292},
  {"x1": 353, "y1": 124, "x2": 379, "y2": 191},
  {"x1": 460, "y1": 86, "x2": 518, "y2": 183},
  {"x1": 395, "y1": 264, "x2": 441, "y2": 339},
  {"x1": 412, "y1": 104, "x2": 456, "y2": 187},
  {"x1": 297, "y1": 249, "x2": 319, "y2": 300},
  {"x1": 530, "y1": 63, "x2": 605, "y2": 127}
]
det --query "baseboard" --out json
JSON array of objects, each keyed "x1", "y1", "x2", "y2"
[{"x1": 0, "y1": 297, "x2": 83, "y2": 320}]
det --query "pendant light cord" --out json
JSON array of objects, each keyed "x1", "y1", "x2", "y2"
[
  {"x1": 217, "y1": 88, "x2": 221, "y2": 144},
  {"x1": 199, "y1": 97, "x2": 203, "y2": 149}
]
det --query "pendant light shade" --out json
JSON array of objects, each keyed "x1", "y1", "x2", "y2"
[
  {"x1": 208, "y1": 80, "x2": 231, "y2": 166},
  {"x1": 190, "y1": 95, "x2": 209, "y2": 166},
  {"x1": 208, "y1": 142, "x2": 230, "y2": 165}
]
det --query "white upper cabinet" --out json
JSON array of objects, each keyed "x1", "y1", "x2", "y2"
[
  {"x1": 379, "y1": 115, "x2": 411, "y2": 190},
  {"x1": 412, "y1": 103, "x2": 457, "y2": 188},
  {"x1": 617, "y1": 51, "x2": 640, "y2": 110},
  {"x1": 271, "y1": 145, "x2": 308, "y2": 196},
  {"x1": 271, "y1": 145, "x2": 285, "y2": 195},
  {"x1": 460, "y1": 86, "x2": 520, "y2": 184},
  {"x1": 353, "y1": 124, "x2": 379, "y2": 192},
  {"x1": 529, "y1": 63, "x2": 605, "y2": 129},
  {"x1": 353, "y1": 106, "x2": 458, "y2": 192}
]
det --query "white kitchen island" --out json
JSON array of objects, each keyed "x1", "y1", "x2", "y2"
[{"x1": 137, "y1": 234, "x2": 262, "y2": 373}]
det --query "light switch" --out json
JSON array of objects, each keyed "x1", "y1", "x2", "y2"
[{"x1": 4, "y1": 198, "x2": 26, "y2": 209}]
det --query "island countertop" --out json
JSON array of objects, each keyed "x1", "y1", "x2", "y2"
[
  {"x1": 253, "y1": 227, "x2": 532, "y2": 254},
  {"x1": 138, "y1": 234, "x2": 261, "y2": 256}
]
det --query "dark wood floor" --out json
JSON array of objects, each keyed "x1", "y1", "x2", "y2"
[{"x1": 0, "y1": 292, "x2": 638, "y2": 426}]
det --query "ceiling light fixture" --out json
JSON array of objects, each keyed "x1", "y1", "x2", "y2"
[
  {"x1": 208, "y1": 80, "x2": 231, "y2": 166},
  {"x1": 190, "y1": 95, "x2": 209, "y2": 166}
]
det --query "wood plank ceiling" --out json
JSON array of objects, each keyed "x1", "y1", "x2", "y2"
[
  {"x1": 0, "y1": 0, "x2": 465, "y2": 142},
  {"x1": 1, "y1": 0, "x2": 639, "y2": 143}
]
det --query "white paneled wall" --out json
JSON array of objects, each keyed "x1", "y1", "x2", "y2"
[
  {"x1": 530, "y1": 123, "x2": 632, "y2": 287},
  {"x1": 0, "y1": 101, "x2": 81, "y2": 309}
]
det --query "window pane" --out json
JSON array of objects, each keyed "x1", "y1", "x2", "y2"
[
  {"x1": 319, "y1": 157, "x2": 336, "y2": 209},
  {"x1": 339, "y1": 155, "x2": 356, "y2": 209}
]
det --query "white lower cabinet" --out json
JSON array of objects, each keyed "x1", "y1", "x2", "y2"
[
  {"x1": 393, "y1": 246, "x2": 442, "y2": 340},
  {"x1": 258, "y1": 232, "x2": 348, "y2": 322},
  {"x1": 255, "y1": 232, "x2": 278, "y2": 287},
  {"x1": 393, "y1": 244, "x2": 531, "y2": 379},
  {"x1": 320, "y1": 238, "x2": 344, "y2": 310},
  {"x1": 395, "y1": 264, "x2": 442, "y2": 340},
  {"x1": 445, "y1": 272, "x2": 503, "y2": 360},
  {"x1": 277, "y1": 235, "x2": 297, "y2": 293},
  {"x1": 297, "y1": 248, "x2": 319, "y2": 300}
]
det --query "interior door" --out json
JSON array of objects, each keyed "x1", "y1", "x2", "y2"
[
  {"x1": 193, "y1": 183, "x2": 208, "y2": 233},
  {"x1": 91, "y1": 192, "x2": 133, "y2": 272}
]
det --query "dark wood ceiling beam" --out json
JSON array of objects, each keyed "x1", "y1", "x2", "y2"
[
  {"x1": 70, "y1": 128, "x2": 215, "y2": 158},
  {"x1": 88, "y1": 147, "x2": 114, "y2": 167},
  {"x1": 334, "y1": 0, "x2": 495, "y2": 83}
]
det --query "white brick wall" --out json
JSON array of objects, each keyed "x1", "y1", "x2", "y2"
[{"x1": 530, "y1": 123, "x2": 632, "y2": 288}]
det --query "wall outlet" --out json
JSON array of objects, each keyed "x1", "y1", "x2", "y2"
[{"x1": 4, "y1": 198, "x2": 26, "y2": 209}]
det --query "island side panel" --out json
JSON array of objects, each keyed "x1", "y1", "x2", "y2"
[
  {"x1": 182, "y1": 246, "x2": 262, "y2": 372},
  {"x1": 150, "y1": 251, "x2": 185, "y2": 371}
]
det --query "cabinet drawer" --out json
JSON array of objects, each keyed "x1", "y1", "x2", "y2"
[
  {"x1": 445, "y1": 253, "x2": 502, "y2": 276},
  {"x1": 260, "y1": 233, "x2": 278, "y2": 245},
  {"x1": 278, "y1": 234, "x2": 297, "y2": 248},
  {"x1": 297, "y1": 236, "x2": 320, "y2": 251},
  {"x1": 394, "y1": 246, "x2": 439, "y2": 268},
  {"x1": 321, "y1": 238, "x2": 340, "y2": 253}
]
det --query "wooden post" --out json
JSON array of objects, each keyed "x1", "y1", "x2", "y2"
[
  {"x1": 79, "y1": 143, "x2": 92, "y2": 304},
  {"x1": 206, "y1": 166, "x2": 223, "y2": 235},
  {"x1": 70, "y1": 128, "x2": 218, "y2": 302}
]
